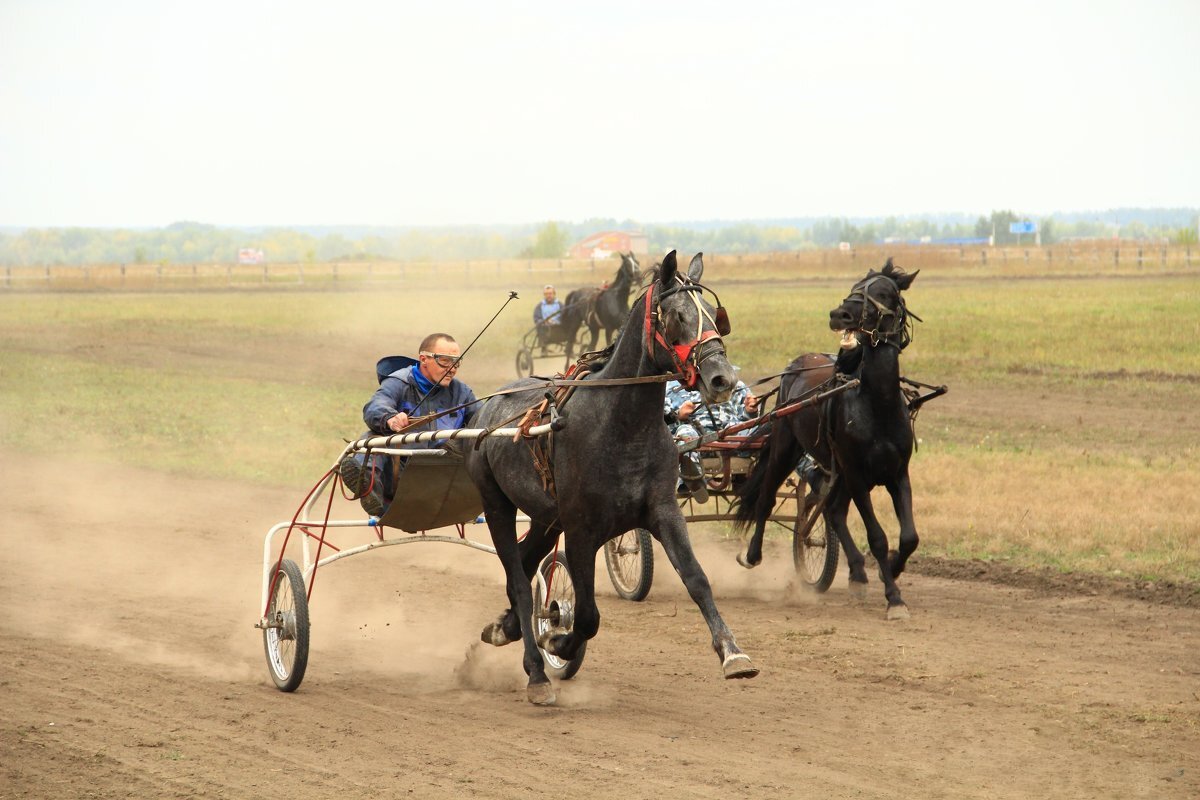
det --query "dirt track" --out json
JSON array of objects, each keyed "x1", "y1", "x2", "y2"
[{"x1": 2, "y1": 451, "x2": 1198, "y2": 799}]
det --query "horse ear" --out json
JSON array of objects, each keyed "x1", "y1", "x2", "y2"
[
  {"x1": 660, "y1": 250, "x2": 678, "y2": 285},
  {"x1": 687, "y1": 252, "x2": 704, "y2": 282},
  {"x1": 894, "y1": 268, "x2": 919, "y2": 290}
]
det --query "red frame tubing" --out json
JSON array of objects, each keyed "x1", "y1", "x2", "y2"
[{"x1": 263, "y1": 466, "x2": 341, "y2": 616}]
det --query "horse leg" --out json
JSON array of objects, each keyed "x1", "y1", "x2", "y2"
[
  {"x1": 477, "y1": 494, "x2": 556, "y2": 704},
  {"x1": 849, "y1": 488, "x2": 909, "y2": 620},
  {"x1": 886, "y1": 473, "x2": 919, "y2": 578},
  {"x1": 481, "y1": 521, "x2": 558, "y2": 647},
  {"x1": 827, "y1": 483, "x2": 869, "y2": 597},
  {"x1": 651, "y1": 510, "x2": 759, "y2": 679},
  {"x1": 737, "y1": 445, "x2": 795, "y2": 568},
  {"x1": 537, "y1": 541, "x2": 599, "y2": 661}
]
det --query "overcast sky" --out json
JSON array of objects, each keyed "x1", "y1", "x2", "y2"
[{"x1": 2, "y1": 1, "x2": 1197, "y2": 228}]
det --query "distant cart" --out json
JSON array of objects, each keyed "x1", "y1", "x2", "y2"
[{"x1": 514, "y1": 304, "x2": 590, "y2": 378}]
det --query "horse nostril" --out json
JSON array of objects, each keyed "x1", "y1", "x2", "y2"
[
  {"x1": 711, "y1": 374, "x2": 731, "y2": 392},
  {"x1": 830, "y1": 309, "x2": 853, "y2": 328}
]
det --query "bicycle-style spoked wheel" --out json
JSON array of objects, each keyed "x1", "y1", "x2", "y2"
[
  {"x1": 603, "y1": 528, "x2": 654, "y2": 601},
  {"x1": 515, "y1": 347, "x2": 534, "y2": 377},
  {"x1": 262, "y1": 559, "x2": 310, "y2": 691},
  {"x1": 793, "y1": 493, "x2": 838, "y2": 592},
  {"x1": 532, "y1": 550, "x2": 587, "y2": 680}
]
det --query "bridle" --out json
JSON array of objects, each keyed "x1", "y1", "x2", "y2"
[
  {"x1": 642, "y1": 277, "x2": 731, "y2": 389},
  {"x1": 841, "y1": 273, "x2": 920, "y2": 349}
]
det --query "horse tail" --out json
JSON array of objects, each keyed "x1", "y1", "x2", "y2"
[{"x1": 733, "y1": 420, "x2": 803, "y2": 533}]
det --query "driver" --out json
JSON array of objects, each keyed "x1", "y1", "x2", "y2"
[
  {"x1": 532, "y1": 284, "x2": 563, "y2": 354},
  {"x1": 339, "y1": 332, "x2": 478, "y2": 516},
  {"x1": 664, "y1": 377, "x2": 760, "y2": 503}
]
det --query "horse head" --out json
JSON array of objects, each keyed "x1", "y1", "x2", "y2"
[
  {"x1": 829, "y1": 257, "x2": 920, "y2": 350},
  {"x1": 645, "y1": 250, "x2": 735, "y2": 403},
  {"x1": 619, "y1": 251, "x2": 643, "y2": 287}
]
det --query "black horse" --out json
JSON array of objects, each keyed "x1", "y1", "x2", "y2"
[
  {"x1": 561, "y1": 252, "x2": 642, "y2": 358},
  {"x1": 465, "y1": 251, "x2": 758, "y2": 704},
  {"x1": 734, "y1": 259, "x2": 921, "y2": 620}
]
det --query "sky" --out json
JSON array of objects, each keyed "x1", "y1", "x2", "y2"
[{"x1": 1, "y1": 1, "x2": 1197, "y2": 228}]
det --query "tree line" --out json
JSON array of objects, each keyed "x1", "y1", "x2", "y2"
[{"x1": 1, "y1": 210, "x2": 1195, "y2": 266}]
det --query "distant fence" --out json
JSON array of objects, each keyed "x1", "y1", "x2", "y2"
[{"x1": 2, "y1": 244, "x2": 1195, "y2": 291}]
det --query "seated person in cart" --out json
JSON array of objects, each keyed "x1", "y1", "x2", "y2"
[
  {"x1": 340, "y1": 332, "x2": 478, "y2": 516},
  {"x1": 532, "y1": 284, "x2": 563, "y2": 354},
  {"x1": 664, "y1": 377, "x2": 760, "y2": 502}
]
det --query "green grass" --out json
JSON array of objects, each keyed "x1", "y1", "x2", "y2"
[{"x1": 2, "y1": 270, "x2": 1198, "y2": 583}]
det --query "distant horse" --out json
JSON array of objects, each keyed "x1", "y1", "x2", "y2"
[
  {"x1": 465, "y1": 250, "x2": 758, "y2": 704},
  {"x1": 561, "y1": 252, "x2": 642, "y2": 358},
  {"x1": 734, "y1": 259, "x2": 922, "y2": 620}
]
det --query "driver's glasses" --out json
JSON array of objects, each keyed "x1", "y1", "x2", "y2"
[{"x1": 421, "y1": 352, "x2": 459, "y2": 369}]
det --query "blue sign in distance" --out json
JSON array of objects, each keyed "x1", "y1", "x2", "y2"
[{"x1": 1009, "y1": 221, "x2": 1037, "y2": 234}]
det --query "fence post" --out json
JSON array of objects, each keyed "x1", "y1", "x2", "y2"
[
  {"x1": 1114, "y1": 248, "x2": 1119, "y2": 267},
  {"x1": 981, "y1": 250, "x2": 987, "y2": 266},
  {"x1": 1160, "y1": 247, "x2": 1167, "y2": 267},
  {"x1": 1024, "y1": 249, "x2": 1030, "y2": 264},
  {"x1": 5, "y1": 265, "x2": 10, "y2": 289},
  {"x1": 1047, "y1": 248, "x2": 1053, "y2": 269},
  {"x1": 45, "y1": 265, "x2": 51, "y2": 285},
  {"x1": 333, "y1": 262, "x2": 339, "y2": 284}
]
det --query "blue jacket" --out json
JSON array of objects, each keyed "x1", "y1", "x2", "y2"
[
  {"x1": 363, "y1": 365, "x2": 479, "y2": 442},
  {"x1": 534, "y1": 299, "x2": 563, "y2": 325}
]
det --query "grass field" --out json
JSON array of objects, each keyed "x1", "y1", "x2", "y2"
[{"x1": 2, "y1": 253, "x2": 1197, "y2": 585}]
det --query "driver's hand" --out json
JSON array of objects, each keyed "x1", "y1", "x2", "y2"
[
  {"x1": 387, "y1": 412, "x2": 410, "y2": 432},
  {"x1": 677, "y1": 401, "x2": 696, "y2": 421},
  {"x1": 744, "y1": 394, "x2": 760, "y2": 414}
]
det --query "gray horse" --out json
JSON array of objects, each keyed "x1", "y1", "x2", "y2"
[{"x1": 465, "y1": 250, "x2": 759, "y2": 705}]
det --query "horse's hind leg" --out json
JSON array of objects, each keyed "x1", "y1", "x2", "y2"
[
  {"x1": 738, "y1": 424, "x2": 803, "y2": 569},
  {"x1": 483, "y1": 520, "x2": 560, "y2": 646},
  {"x1": 651, "y1": 510, "x2": 759, "y2": 680},
  {"x1": 538, "y1": 540, "x2": 599, "y2": 662},
  {"x1": 826, "y1": 484, "x2": 869, "y2": 597},
  {"x1": 477, "y1": 494, "x2": 555, "y2": 703}
]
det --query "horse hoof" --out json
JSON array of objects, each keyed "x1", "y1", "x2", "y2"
[
  {"x1": 736, "y1": 551, "x2": 759, "y2": 569},
  {"x1": 481, "y1": 621, "x2": 515, "y2": 647},
  {"x1": 527, "y1": 682, "x2": 557, "y2": 706},
  {"x1": 722, "y1": 653, "x2": 760, "y2": 679},
  {"x1": 886, "y1": 603, "x2": 910, "y2": 621},
  {"x1": 848, "y1": 580, "x2": 869, "y2": 601}
]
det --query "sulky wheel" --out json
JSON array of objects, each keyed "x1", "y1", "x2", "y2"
[
  {"x1": 532, "y1": 550, "x2": 586, "y2": 680},
  {"x1": 793, "y1": 494, "x2": 839, "y2": 592},
  {"x1": 603, "y1": 528, "x2": 654, "y2": 601},
  {"x1": 515, "y1": 347, "x2": 534, "y2": 378},
  {"x1": 262, "y1": 558, "x2": 310, "y2": 692}
]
